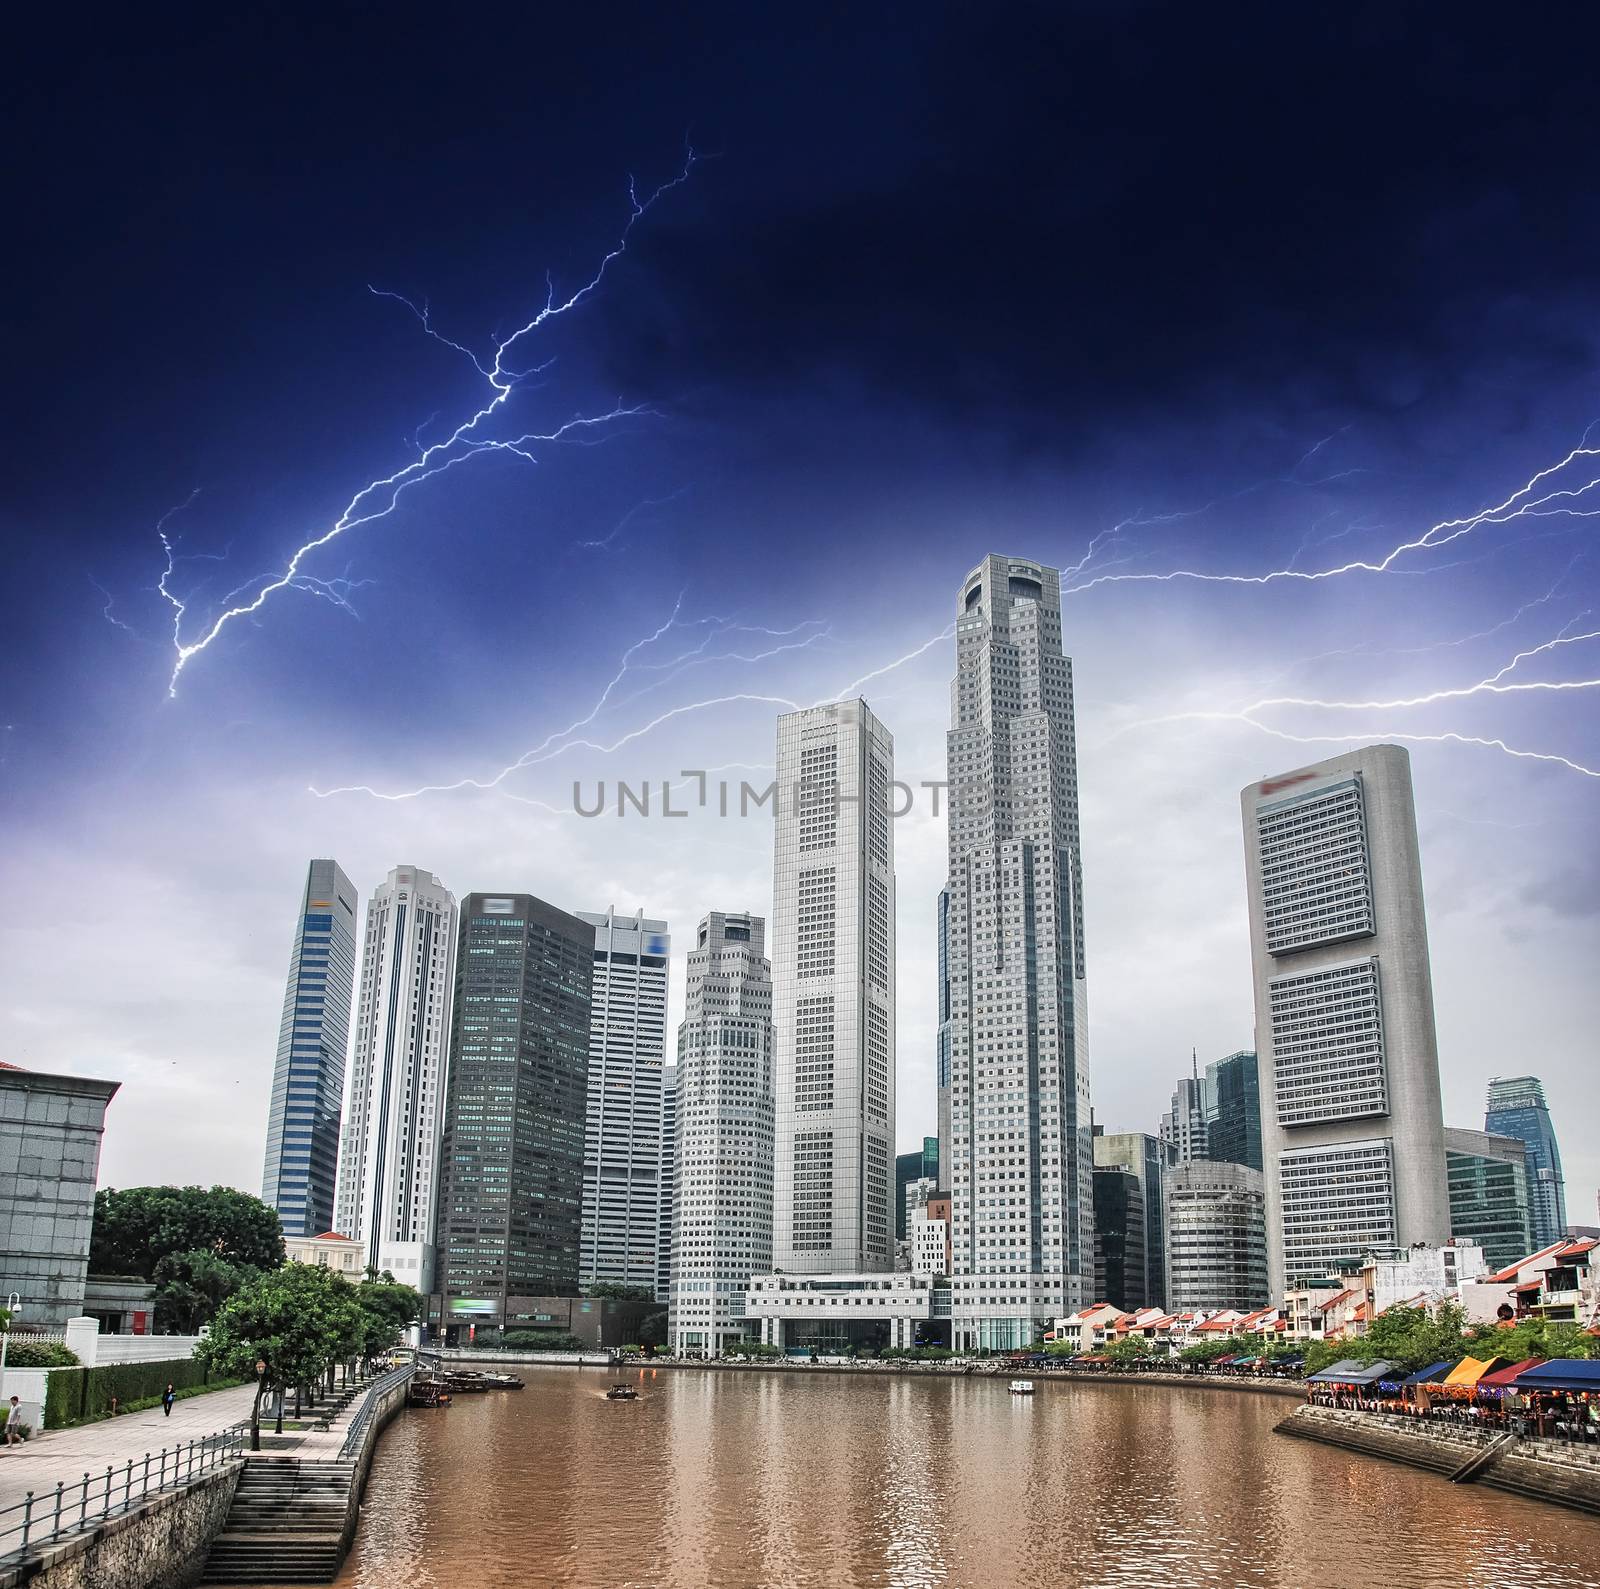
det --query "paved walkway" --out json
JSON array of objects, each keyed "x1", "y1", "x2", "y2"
[{"x1": 0, "y1": 1383, "x2": 258, "y2": 1515}]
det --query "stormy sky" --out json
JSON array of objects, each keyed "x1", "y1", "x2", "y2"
[{"x1": 3, "y1": 5, "x2": 1597, "y2": 1221}]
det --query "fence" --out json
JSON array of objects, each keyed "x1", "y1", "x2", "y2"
[
  {"x1": 0, "y1": 1427, "x2": 246, "y2": 1562},
  {"x1": 338, "y1": 1363, "x2": 415, "y2": 1461}
]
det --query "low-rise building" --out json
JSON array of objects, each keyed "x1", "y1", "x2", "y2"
[
  {"x1": 746, "y1": 1272, "x2": 949, "y2": 1352},
  {"x1": 285, "y1": 1230, "x2": 366, "y2": 1275},
  {"x1": 1460, "y1": 1235, "x2": 1598, "y2": 1326},
  {"x1": 910, "y1": 1197, "x2": 950, "y2": 1279}
]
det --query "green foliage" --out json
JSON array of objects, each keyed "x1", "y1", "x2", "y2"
[
  {"x1": 497, "y1": 1330, "x2": 588, "y2": 1352},
  {"x1": 45, "y1": 1356, "x2": 220, "y2": 1428},
  {"x1": 1103, "y1": 1336, "x2": 1156, "y2": 1363},
  {"x1": 1467, "y1": 1314, "x2": 1598, "y2": 1362},
  {"x1": 3, "y1": 1340, "x2": 79, "y2": 1368},
  {"x1": 91, "y1": 1186, "x2": 284, "y2": 1283},
  {"x1": 199, "y1": 1264, "x2": 366, "y2": 1400},
  {"x1": 353, "y1": 1279, "x2": 421, "y2": 1355},
  {"x1": 581, "y1": 1283, "x2": 656, "y2": 1302},
  {"x1": 152, "y1": 1248, "x2": 262, "y2": 1332}
]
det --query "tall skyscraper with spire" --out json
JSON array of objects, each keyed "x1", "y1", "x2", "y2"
[
  {"x1": 772, "y1": 699, "x2": 897, "y2": 1274},
  {"x1": 945, "y1": 555, "x2": 1092, "y2": 1350},
  {"x1": 334, "y1": 866, "x2": 458, "y2": 1290},
  {"x1": 262, "y1": 859, "x2": 358, "y2": 1237}
]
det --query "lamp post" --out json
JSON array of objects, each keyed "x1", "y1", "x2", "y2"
[{"x1": 251, "y1": 1358, "x2": 267, "y2": 1452}]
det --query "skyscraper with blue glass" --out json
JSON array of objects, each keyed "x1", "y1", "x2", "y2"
[
  {"x1": 262, "y1": 860, "x2": 358, "y2": 1236},
  {"x1": 1485, "y1": 1076, "x2": 1567, "y2": 1249}
]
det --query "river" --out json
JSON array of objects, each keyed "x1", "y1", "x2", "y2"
[{"x1": 324, "y1": 1365, "x2": 1600, "y2": 1588}]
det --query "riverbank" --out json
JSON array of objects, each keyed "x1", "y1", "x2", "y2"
[{"x1": 1278, "y1": 1403, "x2": 1600, "y2": 1517}]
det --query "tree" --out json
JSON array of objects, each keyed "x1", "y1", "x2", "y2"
[
  {"x1": 152, "y1": 1249, "x2": 261, "y2": 1333},
  {"x1": 199, "y1": 1265, "x2": 365, "y2": 1449},
  {"x1": 582, "y1": 1283, "x2": 656, "y2": 1302},
  {"x1": 353, "y1": 1280, "x2": 421, "y2": 1357},
  {"x1": 1103, "y1": 1336, "x2": 1153, "y2": 1363},
  {"x1": 91, "y1": 1186, "x2": 284, "y2": 1280}
]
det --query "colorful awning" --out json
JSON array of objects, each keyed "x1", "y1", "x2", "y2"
[
  {"x1": 1400, "y1": 1360, "x2": 1453, "y2": 1387},
  {"x1": 1478, "y1": 1357, "x2": 1546, "y2": 1390},
  {"x1": 1512, "y1": 1359, "x2": 1600, "y2": 1394},
  {"x1": 1441, "y1": 1355, "x2": 1506, "y2": 1388}
]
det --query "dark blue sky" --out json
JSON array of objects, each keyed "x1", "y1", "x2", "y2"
[{"x1": 2, "y1": 5, "x2": 1596, "y2": 1210}]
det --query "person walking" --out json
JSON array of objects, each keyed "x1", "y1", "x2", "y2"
[
  {"x1": 162, "y1": 1383, "x2": 176, "y2": 1417},
  {"x1": 4, "y1": 1396, "x2": 22, "y2": 1447}
]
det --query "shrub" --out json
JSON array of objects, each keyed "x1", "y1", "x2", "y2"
[
  {"x1": 45, "y1": 1355, "x2": 219, "y2": 1428},
  {"x1": 4, "y1": 1340, "x2": 79, "y2": 1368}
]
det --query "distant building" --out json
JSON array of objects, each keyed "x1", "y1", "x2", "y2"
[
  {"x1": 658, "y1": 1062, "x2": 677, "y2": 1306},
  {"x1": 935, "y1": 888, "x2": 952, "y2": 1187},
  {"x1": 334, "y1": 866, "x2": 458, "y2": 1291},
  {"x1": 284, "y1": 1230, "x2": 365, "y2": 1276},
  {"x1": 895, "y1": 1137, "x2": 940, "y2": 1241},
  {"x1": 1093, "y1": 1130, "x2": 1173, "y2": 1311},
  {"x1": 772, "y1": 700, "x2": 896, "y2": 1275},
  {"x1": 577, "y1": 908, "x2": 670, "y2": 1292},
  {"x1": 1206, "y1": 1051, "x2": 1262, "y2": 1172},
  {"x1": 435, "y1": 893, "x2": 593, "y2": 1330},
  {"x1": 1092, "y1": 1161, "x2": 1147, "y2": 1311},
  {"x1": 911, "y1": 1196, "x2": 951, "y2": 1279},
  {"x1": 1461, "y1": 1235, "x2": 1597, "y2": 1326},
  {"x1": 262, "y1": 860, "x2": 358, "y2": 1238},
  {"x1": 1160, "y1": 1064, "x2": 1209, "y2": 1166},
  {"x1": 1484, "y1": 1076, "x2": 1567, "y2": 1248},
  {"x1": 670, "y1": 913, "x2": 774, "y2": 1357},
  {"x1": 0, "y1": 1064, "x2": 119, "y2": 1327},
  {"x1": 749, "y1": 1271, "x2": 947, "y2": 1353},
  {"x1": 1242, "y1": 745, "x2": 1451, "y2": 1295},
  {"x1": 1445, "y1": 1127, "x2": 1534, "y2": 1271},
  {"x1": 1164, "y1": 1161, "x2": 1270, "y2": 1313}
]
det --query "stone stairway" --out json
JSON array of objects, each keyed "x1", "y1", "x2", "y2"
[{"x1": 201, "y1": 1457, "x2": 357, "y2": 1584}]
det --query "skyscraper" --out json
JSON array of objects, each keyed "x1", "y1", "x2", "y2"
[
  {"x1": 577, "y1": 907, "x2": 670, "y2": 1291},
  {"x1": 1164, "y1": 1161, "x2": 1270, "y2": 1312},
  {"x1": 658, "y1": 1062, "x2": 678, "y2": 1305},
  {"x1": 670, "y1": 912, "x2": 774, "y2": 1356},
  {"x1": 436, "y1": 894, "x2": 594, "y2": 1327},
  {"x1": 936, "y1": 885, "x2": 952, "y2": 1187},
  {"x1": 334, "y1": 866, "x2": 457, "y2": 1290},
  {"x1": 894, "y1": 1137, "x2": 940, "y2": 1241},
  {"x1": 262, "y1": 859, "x2": 358, "y2": 1237},
  {"x1": 1485, "y1": 1076, "x2": 1567, "y2": 1247},
  {"x1": 1160, "y1": 1062, "x2": 1209, "y2": 1165},
  {"x1": 1445, "y1": 1126, "x2": 1534, "y2": 1270},
  {"x1": 1092, "y1": 1160, "x2": 1147, "y2": 1311},
  {"x1": 1092, "y1": 1129, "x2": 1173, "y2": 1310},
  {"x1": 772, "y1": 699, "x2": 896, "y2": 1275},
  {"x1": 946, "y1": 556, "x2": 1091, "y2": 1350},
  {"x1": 1206, "y1": 1050, "x2": 1263, "y2": 1172},
  {"x1": 1242, "y1": 744, "x2": 1451, "y2": 1296}
]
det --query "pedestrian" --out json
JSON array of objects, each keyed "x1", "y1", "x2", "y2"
[
  {"x1": 4, "y1": 1396, "x2": 21, "y2": 1447},
  {"x1": 162, "y1": 1383, "x2": 176, "y2": 1417}
]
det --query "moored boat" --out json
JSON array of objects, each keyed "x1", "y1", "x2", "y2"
[{"x1": 1009, "y1": 1380, "x2": 1035, "y2": 1395}]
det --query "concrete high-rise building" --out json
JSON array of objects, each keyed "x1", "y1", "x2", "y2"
[
  {"x1": 0, "y1": 1065, "x2": 119, "y2": 1326},
  {"x1": 436, "y1": 894, "x2": 594, "y2": 1327},
  {"x1": 262, "y1": 860, "x2": 358, "y2": 1238},
  {"x1": 946, "y1": 556, "x2": 1091, "y2": 1350},
  {"x1": 577, "y1": 908, "x2": 670, "y2": 1291},
  {"x1": 670, "y1": 912, "x2": 774, "y2": 1356},
  {"x1": 894, "y1": 1137, "x2": 940, "y2": 1241},
  {"x1": 1093, "y1": 1129, "x2": 1173, "y2": 1311},
  {"x1": 936, "y1": 886, "x2": 952, "y2": 1187},
  {"x1": 334, "y1": 866, "x2": 457, "y2": 1291},
  {"x1": 1160, "y1": 1062, "x2": 1209, "y2": 1166},
  {"x1": 658, "y1": 1062, "x2": 677, "y2": 1306},
  {"x1": 772, "y1": 700, "x2": 896, "y2": 1275},
  {"x1": 1445, "y1": 1126, "x2": 1535, "y2": 1271},
  {"x1": 1485, "y1": 1076, "x2": 1567, "y2": 1247},
  {"x1": 1206, "y1": 1050, "x2": 1263, "y2": 1172},
  {"x1": 1165, "y1": 1161, "x2": 1270, "y2": 1311},
  {"x1": 1092, "y1": 1161, "x2": 1147, "y2": 1311},
  {"x1": 1242, "y1": 745, "x2": 1451, "y2": 1296}
]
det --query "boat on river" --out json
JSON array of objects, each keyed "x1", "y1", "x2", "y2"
[
  {"x1": 606, "y1": 1383, "x2": 639, "y2": 1401},
  {"x1": 1009, "y1": 1380, "x2": 1035, "y2": 1395}
]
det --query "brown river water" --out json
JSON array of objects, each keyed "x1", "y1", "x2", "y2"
[{"x1": 317, "y1": 1365, "x2": 1600, "y2": 1588}]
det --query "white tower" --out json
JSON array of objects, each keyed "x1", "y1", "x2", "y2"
[
  {"x1": 772, "y1": 700, "x2": 896, "y2": 1274},
  {"x1": 1242, "y1": 743, "x2": 1451, "y2": 1296},
  {"x1": 946, "y1": 556, "x2": 1092, "y2": 1351},
  {"x1": 333, "y1": 866, "x2": 458, "y2": 1291}
]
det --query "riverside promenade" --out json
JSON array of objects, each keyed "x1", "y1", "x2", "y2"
[{"x1": 0, "y1": 1383, "x2": 258, "y2": 1517}]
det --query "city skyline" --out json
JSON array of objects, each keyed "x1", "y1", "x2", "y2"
[{"x1": 6, "y1": 13, "x2": 1598, "y2": 1233}]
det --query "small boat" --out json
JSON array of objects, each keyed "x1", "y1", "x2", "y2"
[
  {"x1": 606, "y1": 1383, "x2": 639, "y2": 1401},
  {"x1": 1009, "y1": 1380, "x2": 1035, "y2": 1395}
]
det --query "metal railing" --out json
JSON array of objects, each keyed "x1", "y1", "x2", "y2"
[
  {"x1": 337, "y1": 1364, "x2": 415, "y2": 1461},
  {"x1": 0, "y1": 1427, "x2": 247, "y2": 1562}
]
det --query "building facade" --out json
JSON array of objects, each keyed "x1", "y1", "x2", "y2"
[
  {"x1": 1445, "y1": 1126, "x2": 1535, "y2": 1271},
  {"x1": 284, "y1": 1229, "x2": 365, "y2": 1275},
  {"x1": 1160, "y1": 1065, "x2": 1209, "y2": 1166},
  {"x1": 1205, "y1": 1050, "x2": 1262, "y2": 1172},
  {"x1": 576, "y1": 908, "x2": 670, "y2": 1292},
  {"x1": 1484, "y1": 1076, "x2": 1567, "y2": 1248},
  {"x1": 658, "y1": 1062, "x2": 677, "y2": 1305},
  {"x1": 1092, "y1": 1161, "x2": 1147, "y2": 1311},
  {"x1": 435, "y1": 894, "x2": 593, "y2": 1330},
  {"x1": 1241, "y1": 745, "x2": 1451, "y2": 1296},
  {"x1": 262, "y1": 859, "x2": 358, "y2": 1237},
  {"x1": 749, "y1": 1271, "x2": 948, "y2": 1353},
  {"x1": 334, "y1": 866, "x2": 458, "y2": 1290},
  {"x1": 936, "y1": 885, "x2": 952, "y2": 1186},
  {"x1": 1164, "y1": 1160, "x2": 1270, "y2": 1312},
  {"x1": 911, "y1": 1196, "x2": 952, "y2": 1279},
  {"x1": 944, "y1": 557, "x2": 1092, "y2": 1349},
  {"x1": 772, "y1": 700, "x2": 896, "y2": 1275},
  {"x1": 670, "y1": 912, "x2": 774, "y2": 1356},
  {"x1": 1093, "y1": 1129, "x2": 1173, "y2": 1311},
  {"x1": 0, "y1": 1064, "x2": 119, "y2": 1327},
  {"x1": 894, "y1": 1137, "x2": 940, "y2": 1241}
]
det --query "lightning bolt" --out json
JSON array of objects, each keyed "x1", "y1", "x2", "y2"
[
  {"x1": 90, "y1": 577, "x2": 140, "y2": 637},
  {"x1": 158, "y1": 149, "x2": 696, "y2": 697},
  {"x1": 577, "y1": 488, "x2": 692, "y2": 552}
]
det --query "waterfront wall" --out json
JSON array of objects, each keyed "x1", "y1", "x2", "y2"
[
  {"x1": 0, "y1": 1465, "x2": 240, "y2": 1589},
  {"x1": 1277, "y1": 1404, "x2": 1600, "y2": 1516}
]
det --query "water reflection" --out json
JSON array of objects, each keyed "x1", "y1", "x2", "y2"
[{"x1": 311, "y1": 1366, "x2": 1600, "y2": 1589}]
